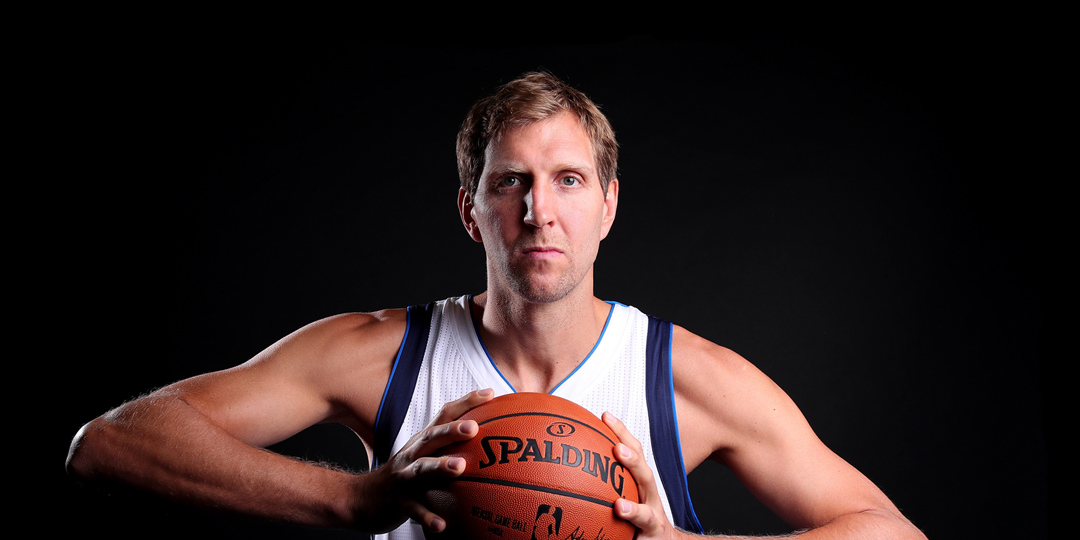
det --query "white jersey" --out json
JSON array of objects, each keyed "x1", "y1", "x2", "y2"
[{"x1": 372, "y1": 296, "x2": 702, "y2": 539}]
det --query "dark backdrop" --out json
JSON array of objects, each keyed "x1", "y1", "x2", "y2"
[{"x1": 43, "y1": 36, "x2": 1049, "y2": 539}]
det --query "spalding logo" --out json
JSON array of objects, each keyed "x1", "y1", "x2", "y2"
[
  {"x1": 546, "y1": 422, "x2": 576, "y2": 437},
  {"x1": 477, "y1": 436, "x2": 629, "y2": 496}
]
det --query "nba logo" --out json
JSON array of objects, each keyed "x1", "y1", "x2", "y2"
[{"x1": 531, "y1": 504, "x2": 563, "y2": 540}]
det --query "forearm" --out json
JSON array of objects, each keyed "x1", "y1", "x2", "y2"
[
  {"x1": 67, "y1": 393, "x2": 362, "y2": 530},
  {"x1": 677, "y1": 509, "x2": 926, "y2": 540},
  {"x1": 781, "y1": 509, "x2": 926, "y2": 540}
]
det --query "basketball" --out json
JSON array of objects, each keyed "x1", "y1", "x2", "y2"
[{"x1": 424, "y1": 392, "x2": 639, "y2": 540}]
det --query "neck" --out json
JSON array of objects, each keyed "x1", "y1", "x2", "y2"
[{"x1": 471, "y1": 287, "x2": 610, "y2": 393}]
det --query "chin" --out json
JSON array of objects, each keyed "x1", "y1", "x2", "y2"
[{"x1": 509, "y1": 276, "x2": 581, "y2": 304}]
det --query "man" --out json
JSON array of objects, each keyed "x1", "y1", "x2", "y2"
[{"x1": 67, "y1": 72, "x2": 926, "y2": 539}]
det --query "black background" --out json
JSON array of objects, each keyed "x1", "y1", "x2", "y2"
[{"x1": 39, "y1": 34, "x2": 1051, "y2": 539}]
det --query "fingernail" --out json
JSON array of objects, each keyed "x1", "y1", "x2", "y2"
[
  {"x1": 448, "y1": 457, "x2": 464, "y2": 470},
  {"x1": 614, "y1": 499, "x2": 630, "y2": 514},
  {"x1": 617, "y1": 443, "x2": 631, "y2": 459},
  {"x1": 431, "y1": 517, "x2": 446, "y2": 532},
  {"x1": 478, "y1": 388, "x2": 493, "y2": 396}
]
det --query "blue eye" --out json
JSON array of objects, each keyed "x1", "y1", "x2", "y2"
[
  {"x1": 560, "y1": 176, "x2": 580, "y2": 186},
  {"x1": 498, "y1": 176, "x2": 522, "y2": 188}
]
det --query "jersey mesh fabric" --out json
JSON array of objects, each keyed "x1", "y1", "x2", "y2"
[{"x1": 373, "y1": 296, "x2": 697, "y2": 540}]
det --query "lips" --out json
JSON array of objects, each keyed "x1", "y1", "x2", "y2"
[{"x1": 520, "y1": 244, "x2": 564, "y2": 260}]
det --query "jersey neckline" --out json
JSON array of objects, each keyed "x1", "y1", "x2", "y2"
[{"x1": 464, "y1": 294, "x2": 617, "y2": 395}]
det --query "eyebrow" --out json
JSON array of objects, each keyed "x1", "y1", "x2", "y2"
[
  {"x1": 487, "y1": 162, "x2": 597, "y2": 178},
  {"x1": 556, "y1": 162, "x2": 596, "y2": 175}
]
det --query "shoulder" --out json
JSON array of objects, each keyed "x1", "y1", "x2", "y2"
[
  {"x1": 669, "y1": 324, "x2": 803, "y2": 471},
  {"x1": 241, "y1": 309, "x2": 409, "y2": 378},
  {"x1": 264, "y1": 308, "x2": 411, "y2": 415},
  {"x1": 282, "y1": 309, "x2": 410, "y2": 360}
]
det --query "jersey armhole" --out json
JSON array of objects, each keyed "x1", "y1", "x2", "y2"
[
  {"x1": 372, "y1": 302, "x2": 434, "y2": 468},
  {"x1": 646, "y1": 317, "x2": 704, "y2": 533}
]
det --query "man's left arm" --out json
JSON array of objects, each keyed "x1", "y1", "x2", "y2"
[{"x1": 605, "y1": 325, "x2": 926, "y2": 540}]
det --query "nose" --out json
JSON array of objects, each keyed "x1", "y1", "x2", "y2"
[{"x1": 523, "y1": 182, "x2": 555, "y2": 228}]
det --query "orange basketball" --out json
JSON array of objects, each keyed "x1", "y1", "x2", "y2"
[{"x1": 425, "y1": 392, "x2": 639, "y2": 540}]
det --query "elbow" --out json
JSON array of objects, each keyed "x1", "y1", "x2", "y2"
[
  {"x1": 860, "y1": 508, "x2": 928, "y2": 540},
  {"x1": 66, "y1": 418, "x2": 107, "y2": 483}
]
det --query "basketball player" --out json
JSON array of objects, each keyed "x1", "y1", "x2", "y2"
[{"x1": 67, "y1": 72, "x2": 926, "y2": 539}]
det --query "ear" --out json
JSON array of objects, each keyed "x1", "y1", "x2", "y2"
[
  {"x1": 599, "y1": 178, "x2": 619, "y2": 240},
  {"x1": 458, "y1": 187, "x2": 483, "y2": 243}
]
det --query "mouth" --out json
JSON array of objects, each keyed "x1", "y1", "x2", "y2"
[{"x1": 521, "y1": 245, "x2": 563, "y2": 260}]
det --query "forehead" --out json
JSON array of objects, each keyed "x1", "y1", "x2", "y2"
[{"x1": 483, "y1": 112, "x2": 597, "y2": 175}]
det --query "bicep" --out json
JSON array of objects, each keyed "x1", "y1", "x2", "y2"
[
  {"x1": 162, "y1": 312, "x2": 403, "y2": 448},
  {"x1": 715, "y1": 398, "x2": 898, "y2": 529},
  {"x1": 673, "y1": 327, "x2": 898, "y2": 529},
  {"x1": 164, "y1": 366, "x2": 329, "y2": 449}
]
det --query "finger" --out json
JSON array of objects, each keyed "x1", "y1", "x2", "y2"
[
  {"x1": 402, "y1": 420, "x2": 479, "y2": 462},
  {"x1": 613, "y1": 441, "x2": 660, "y2": 505},
  {"x1": 604, "y1": 412, "x2": 645, "y2": 455},
  {"x1": 397, "y1": 456, "x2": 471, "y2": 533},
  {"x1": 614, "y1": 497, "x2": 670, "y2": 537},
  {"x1": 605, "y1": 428, "x2": 677, "y2": 538},
  {"x1": 430, "y1": 388, "x2": 495, "y2": 425},
  {"x1": 401, "y1": 455, "x2": 468, "y2": 481},
  {"x1": 402, "y1": 497, "x2": 448, "y2": 533},
  {"x1": 604, "y1": 413, "x2": 661, "y2": 506},
  {"x1": 604, "y1": 413, "x2": 656, "y2": 482}
]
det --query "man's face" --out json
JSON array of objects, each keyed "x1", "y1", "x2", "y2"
[{"x1": 459, "y1": 112, "x2": 618, "y2": 304}]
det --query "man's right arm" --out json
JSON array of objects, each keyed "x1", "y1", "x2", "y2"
[{"x1": 66, "y1": 310, "x2": 488, "y2": 534}]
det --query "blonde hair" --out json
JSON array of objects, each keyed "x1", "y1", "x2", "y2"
[{"x1": 456, "y1": 71, "x2": 618, "y2": 196}]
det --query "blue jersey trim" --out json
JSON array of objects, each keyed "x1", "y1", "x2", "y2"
[
  {"x1": 373, "y1": 311, "x2": 411, "y2": 431},
  {"x1": 645, "y1": 317, "x2": 703, "y2": 533},
  {"x1": 548, "y1": 303, "x2": 615, "y2": 394},
  {"x1": 372, "y1": 303, "x2": 434, "y2": 468},
  {"x1": 468, "y1": 296, "x2": 615, "y2": 395},
  {"x1": 467, "y1": 295, "x2": 517, "y2": 392}
]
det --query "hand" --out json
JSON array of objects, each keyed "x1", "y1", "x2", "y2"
[
  {"x1": 355, "y1": 389, "x2": 494, "y2": 534},
  {"x1": 604, "y1": 412, "x2": 683, "y2": 540}
]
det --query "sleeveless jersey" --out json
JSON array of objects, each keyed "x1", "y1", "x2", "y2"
[{"x1": 372, "y1": 296, "x2": 702, "y2": 539}]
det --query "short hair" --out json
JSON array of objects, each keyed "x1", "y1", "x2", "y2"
[{"x1": 456, "y1": 71, "x2": 618, "y2": 197}]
